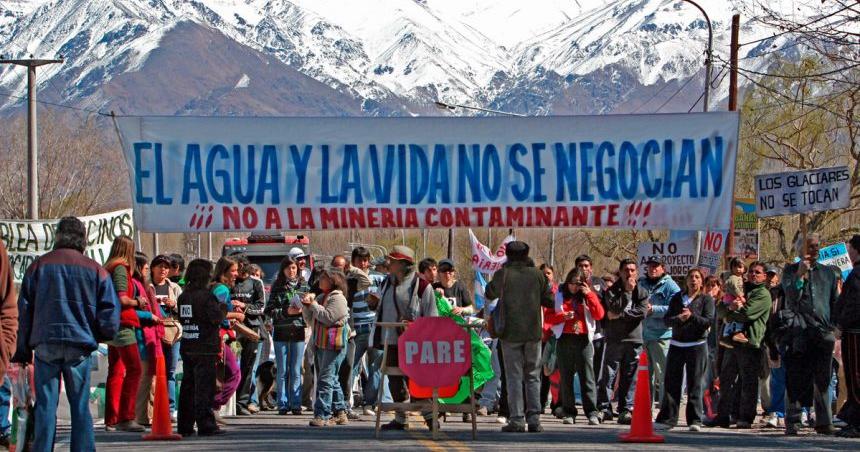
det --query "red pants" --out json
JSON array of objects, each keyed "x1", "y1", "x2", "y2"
[{"x1": 105, "y1": 343, "x2": 142, "y2": 425}]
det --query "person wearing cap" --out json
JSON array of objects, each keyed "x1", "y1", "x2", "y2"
[
  {"x1": 149, "y1": 254, "x2": 183, "y2": 421},
  {"x1": 436, "y1": 259, "x2": 473, "y2": 316},
  {"x1": 345, "y1": 247, "x2": 383, "y2": 417},
  {"x1": 834, "y1": 234, "x2": 860, "y2": 437},
  {"x1": 484, "y1": 241, "x2": 553, "y2": 433},
  {"x1": 638, "y1": 257, "x2": 681, "y2": 412},
  {"x1": 289, "y1": 247, "x2": 313, "y2": 282},
  {"x1": 372, "y1": 245, "x2": 438, "y2": 431}
]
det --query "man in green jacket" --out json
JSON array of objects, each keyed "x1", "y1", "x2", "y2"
[
  {"x1": 709, "y1": 261, "x2": 772, "y2": 429},
  {"x1": 485, "y1": 241, "x2": 553, "y2": 433}
]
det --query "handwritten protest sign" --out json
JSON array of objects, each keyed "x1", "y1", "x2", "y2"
[
  {"x1": 755, "y1": 166, "x2": 851, "y2": 217},
  {"x1": 0, "y1": 209, "x2": 134, "y2": 282},
  {"x1": 638, "y1": 231, "x2": 700, "y2": 277}
]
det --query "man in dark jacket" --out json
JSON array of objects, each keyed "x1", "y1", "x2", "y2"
[
  {"x1": 232, "y1": 256, "x2": 267, "y2": 415},
  {"x1": 485, "y1": 241, "x2": 553, "y2": 433},
  {"x1": 709, "y1": 261, "x2": 771, "y2": 429},
  {"x1": 780, "y1": 234, "x2": 840, "y2": 435},
  {"x1": 12, "y1": 217, "x2": 120, "y2": 452},
  {"x1": 597, "y1": 258, "x2": 649, "y2": 424},
  {"x1": 834, "y1": 234, "x2": 860, "y2": 437}
]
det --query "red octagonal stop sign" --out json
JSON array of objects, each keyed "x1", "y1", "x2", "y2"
[{"x1": 398, "y1": 317, "x2": 471, "y2": 388}]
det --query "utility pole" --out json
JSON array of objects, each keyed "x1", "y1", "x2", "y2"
[
  {"x1": 549, "y1": 228, "x2": 556, "y2": 267},
  {"x1": 0, "y1": 57, "x2": 63, "y2": 219},
  {"x1": 682, "y1": 0, "x2": 713, "y2": 112},
  {"x1": 447, "y1": 229, "x2": 453, "y2": 259},
  {"x1": 725, "y1": 14, "x2": 741, "y2": 260}
]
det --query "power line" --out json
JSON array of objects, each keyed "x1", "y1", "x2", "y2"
[
  {"x1": 630, "y1": 81, "x2": 674, "y2": 113},
  {"x1": 654, "y1": 70, "x2": 699, "y2": 113},
  {"x1": 714, "y1": 54, "x2": 859, "y2": 80},
  {"x1": 739, "y1": 3, "x2": 858, "y2": 48},
  {"x1": 0, "y1": 89, "x2": 108, "y2": 115}
]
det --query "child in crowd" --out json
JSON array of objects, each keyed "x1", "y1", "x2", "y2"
[{"x1": 720, "y1": 257, "x2": 748, "y2": 347}]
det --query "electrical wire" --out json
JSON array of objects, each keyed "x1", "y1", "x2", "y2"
[
  {"x1": 739, "y1": 3, "x2": 858, "y2": 48},
  {"x1": 0, "y1": 89, "x2": 109, "y2": 115}
]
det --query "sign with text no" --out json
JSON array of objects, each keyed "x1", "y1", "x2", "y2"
[
  {"x1": 755, "y1": 166, "x2": 851, "y2": 217},
  {"x1": 398, "y1": 317, "x2": 471, "y2": 388}
]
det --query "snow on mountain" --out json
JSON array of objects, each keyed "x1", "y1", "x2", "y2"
[{"x1": 0, "y1": 0, "x2": 827, "y2": 115}]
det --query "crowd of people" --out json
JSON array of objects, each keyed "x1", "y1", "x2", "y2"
[{"x1": 1, "y1": 215, "x2": 860, "y2": 450}]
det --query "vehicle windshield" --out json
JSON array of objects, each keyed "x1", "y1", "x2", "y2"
[{"x1": 248, "y1": 255, "x2": 282, "y2": 287}]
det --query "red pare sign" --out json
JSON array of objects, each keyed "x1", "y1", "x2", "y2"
[{"x1": 398, "y1": 317, "x2": 471, "y2": 387}]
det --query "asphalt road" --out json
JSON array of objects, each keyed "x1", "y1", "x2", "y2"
[{"x1": 51, "y1": 410, "x2": 859, "y2": 451}]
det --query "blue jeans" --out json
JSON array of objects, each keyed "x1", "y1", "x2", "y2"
[
  {"x1": 314, "y1": 347, "x2": 347, "y2": 419},
  {"x1": 769, "y1": 365, "x2": 786, "y2": 417},
  {"x1": 163, "y1": 341, "x2": 180, "y2": 412},
  {"x1": 249, "y1": 340, "x2": 268, "y2": 406},
  {"x1": 274, "y1": 341, "x2": 305, "y2": 411},
  {"x1": 351, "y1": 331, "x2": 382, "y2": 407},
  {"x1": 0, "y1": 376, "x2": 11, "y2": 436},
  {"x1": 33, "y1": 344, "x2": 94, "y2": 452}
]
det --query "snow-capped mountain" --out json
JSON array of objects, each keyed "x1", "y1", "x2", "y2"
[{"x1": 0, "y1": 0, "x2": 820, "y2": 116}]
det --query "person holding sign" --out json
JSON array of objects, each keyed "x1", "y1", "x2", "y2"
[
  {"x1": 545, "y1": 268, "x2": 605, "y2": 426},
  {"x1": 779, "y1": 234, "x2": 840, "y2": 435},
  {"x1": 372, "y1": 245, "x2": 438, "y2": 431},
  {"x1": 834, "y1": 235, "x2": 860, "y2": 437}
]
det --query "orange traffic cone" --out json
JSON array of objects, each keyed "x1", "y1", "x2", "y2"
[
  {"x1": 619, "y1": 352, "x2": 664, "y2": 443},
  {"x1": 142, "y1": 354, "x2": 182, "y2": 441}
]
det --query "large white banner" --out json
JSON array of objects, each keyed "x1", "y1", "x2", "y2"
[
  {"x1": 0, "y1": 209, "x2": 135, "y2": 282},
  {"x1": 115, "y1": 113, "x2": 739, "y2": 232}
]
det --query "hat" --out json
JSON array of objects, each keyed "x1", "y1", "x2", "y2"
[
  {"x1": 505, "y1": 241, "x2": 529, "y2": 255},
  {"x1": 438, "y1": 259, "x2": 455, "y2": 272},
  {"x1": 288, "y1": 247, "x2": 306, "y2": 260},
  {"x1": 644, "y1": 257, "x2": 664, "y2": 266},
  {"x1": 371, "y1": 256, "x2": 387, "y2": 266},
  {"x1": 765, "y1": 265, "x2": 779, "y2": 275},
  {"x1": 386, "y1": 245, "x2": 415, "y2": 264}
]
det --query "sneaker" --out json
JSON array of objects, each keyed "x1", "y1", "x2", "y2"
[
  {"x1": 291, "y1": 408, "x2": 303, "y2": 415},
  {"x1": 785, "y1": 423, "x2": 800, "y2": 435},
  {"x1": 247, "y1": 403, "x2": 260, "y2": 414},
  {"x1": 496, "y1": 416, "x2": 507, "y2": 424},
  {"x1": 476, "y1": 406, "x2": 489, "y2": 416},
  {"x1": 347, "y1": 411, "x2": 361, "y2": 421},
  {"x1": 562, "y1": 416, "x2": 574, "y2": 425},
  {"x1": 552, "y1": 406, "x2": 565, "y2": 419},
  {"x1": 501, "y1": 423, "x2": 526, "y2": 433},
  {"x1": 198, "y1": 428, "x2": 226, "y2": 436},
  {"x1": 588, "y1": 415, "x2": 600, "y2": 426},
  {"x1": 380, "y1": 420, "x2": 408, "y2": 431},
  {"x1": 736, "y1": 421, "x2": 752, "y2": 429},
  {"x1": 309, "y1": 417, "x2": 329, "y2": 427},
  {"x1": 528, "y1": 423, "x2": 543, "y2": 433},
  {"x1": 177, "y1": 429, "x2": 196, "y2": 437},
  {"x1": 104, "y1": 424, "x2": 117, "y2": 432},
  {"x1": 763, "y1": 413, "x2": 779, "y2": 429},
  {"x1": 617, "y1": 412, "x2": 632, "y2": 425},
  {"x1": 704, "y1": 417, "x2": 731, "y2": 428},
  {"x1": 689, "y1": 423, "x2": 702, "y2": 432},
  {"x1": 116, "y1": 420, "x2": 146, "y2": 432},
  {"x1": 334, "y1": 411, "x2": 349, "y2": 425},
  {"x1": 654, "y1": 422, "x2": 673, "y2": 431},
  {"x1": 278, "y1": 409, "x2": 289, "y2": 415},
  {"x1": 363, "y1": 406, "x2": 376, "y2": 416},
  {"x1": 236, "y1": 406, "x2": 252, "y2": 416},
  {"x1": 599, "y1": 410, "x2": 614, "y2": 422}
]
